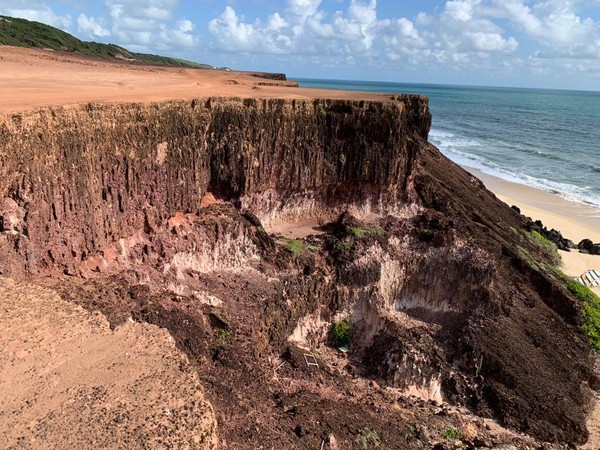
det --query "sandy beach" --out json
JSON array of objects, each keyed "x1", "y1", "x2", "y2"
[{"x1": 466, "y1": 166, "x2": 600, "y2": 295}]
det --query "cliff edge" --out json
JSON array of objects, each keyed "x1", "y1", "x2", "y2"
[{"x1": 0, "y1": 48, "x2": 598, "y2": 449}]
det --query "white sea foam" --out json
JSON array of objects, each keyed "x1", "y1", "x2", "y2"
[
  {"x1": 428, "y1": 129, "x2": 482, "y2": 149},
  {"x1": 429, "y1": 128, "x2": 600, "y2": 209}
]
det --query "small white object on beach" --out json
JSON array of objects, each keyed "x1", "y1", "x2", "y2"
[{"x1": 577, "y1": 269, "x2": 600, "y2": 288}]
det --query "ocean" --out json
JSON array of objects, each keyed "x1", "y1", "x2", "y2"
[{"x1": 296, "y1": 78, "x2": 600, "y2": 209}]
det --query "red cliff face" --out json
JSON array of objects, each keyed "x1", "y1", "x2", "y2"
[
  {"x1": 0, "y1": 96, "x2": 430, "y2": 275},
  {"x1": 0, "y1": 95, "x2": 595, "y2": 448}
]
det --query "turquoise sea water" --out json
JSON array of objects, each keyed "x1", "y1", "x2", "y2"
[{"x1": 296, "y1": 78, "x2": 600, "y2": 209}]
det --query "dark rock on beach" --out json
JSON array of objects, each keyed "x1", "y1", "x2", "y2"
[
  {"x1": 578, "y1": 239, "x2": 600, "y2": 255},
  {"x1": 526, "y1": 219, "x2": 576, "y2": 251},
  {"x1": 579, "y1": 239, "x2": 594, "y2": 252}
]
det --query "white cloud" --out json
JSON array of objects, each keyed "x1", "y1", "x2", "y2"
[
  {"x1": 466, "y1": 32, "x2": 518, "y2": 52},
  {"x1": 0, "y1": 0, "x2": 198, "y2": 53},
  {"x1": 491, "y1": 0, "x2": 596, "y2": 47},
  {"x1": 205, "y1": 0, "x2": 600, "y2": 81},
  {"x1": 209, "y1": 0, "x2": 382, "y2": 56},
  {"x1": 0, "y1": 2, "x2": 71, "y2": 29},
  {"x1": 379, "y1": 17, "x2": 428, "y2": 61},
  {"x1": 77, "y1": 14, "x2": 110, "y2": 38},
  {"x1": 208, "y1": 6, "x2": 285, "y2": 53},
  {"x1": 267, "y1": 13, "x2": 288, "y2": 32},
  {"x1": 78, "y1": 0, "x2": 198, "y2": 52},
  {"x1": 105, "y1": 0, "x2": 178, "y2": 21},
  {"x1": 348, "y1": 0, "x2": 376, "y2": 24},
  {"x1": 206, "y1": 0, "x2": 524, "y2": 66},
  {"x1": 3, "y1": 0, "x2": 600, "y2": 88},
  {"x1": 445, "y1": 0, "x2": 482, "y2": 22},
  {"x1": 286, "y1": 0, "x2": 322, "y2": 22}
]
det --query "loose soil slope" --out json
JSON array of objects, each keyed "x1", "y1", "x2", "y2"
[{"x1": 0, "y1": 277, "x2": 217, "y2": 449}]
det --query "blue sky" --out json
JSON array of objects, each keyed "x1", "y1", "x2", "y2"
[{"x1": 2, "y1": 1, "x2": 600, "y2": 90}]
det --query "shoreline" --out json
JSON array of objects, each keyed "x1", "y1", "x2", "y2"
[{"x1": 464, "y1": 166, "x2": 600, "y2": 295}]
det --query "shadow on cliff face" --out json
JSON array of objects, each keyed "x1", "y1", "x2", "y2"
[
  {"x1": 39, "y1": 207, "x2": 492, "y2": 449},
  {"x1": 0, "y1": 98, "x2": 597, "y2": 447}
]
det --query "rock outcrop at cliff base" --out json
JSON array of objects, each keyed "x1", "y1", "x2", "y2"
[{"x1": 0, "y1": 95, "x2": 597, "y2": 448}]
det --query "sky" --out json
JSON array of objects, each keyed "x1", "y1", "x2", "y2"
[{"x1": 2, "y1": 0, "x2": 600, "y2": 90}]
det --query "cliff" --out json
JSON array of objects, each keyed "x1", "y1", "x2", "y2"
[
  {"x1": 0, "y1": 97, "x2": 429, "y2": 276},
  {"x1": 0, "y1": 95, "x2": 597, "y2": 448}
]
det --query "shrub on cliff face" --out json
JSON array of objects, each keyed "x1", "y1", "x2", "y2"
[
  {"x1": 356, "y1": 428, "x2": 380, "y2": 449},
  {"x1": 282, "y1": 239, "x2": 319, "y2": 257},
  {"x1": 567, "y1": 279, "x2": 600, "y2": 351},
  {"x1": 334, "y1": 240, "x2": 354, "y2": 253},
  {"x1": 283, "y1": 239, "x2": 304, "y2": 256},
  {"x1": 518, "y1": 245, "x2": 600, "y2": 351},
  {"x1": 581, "y1": 297, "x2": 600, "y2": 351},
  {"x1": 555, "y1": 270, "x2": 600, "y2": 351},
  {"x1": 329, "y1": 318, "x2": 352, "y2": 348},
  {"x1": 440, "y1": 426, "x2": 461, "y2": 440},
  {"x1": 215, "y1": 328, "x2": 231, "y2": 346},
  {"x1": 349, "y1": 226, "x2": 384, "y2": 238},
  {"x1": 529, "y1": 230, "x2": 561, "y2": 266}
]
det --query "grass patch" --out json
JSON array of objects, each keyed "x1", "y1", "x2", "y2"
[
  {"x1": 284, "y1": 239, "x2": 304, "y2": 256},
  {"x1": 349, "y1": 225, "x2": 384, "y2": 238},
  {"x1": 554, "y1": 270, "x2": 600, "y2": 351},
  {"x1": 516, "y1": 245, "x2": 546, "y2": 273},
  {"x1": 356, "y1": 429, "x2": 380, "y2": 449},
  {"x1": 329, "y1": 318, "x2": 352, "y2": 348},
  {"x1": 334, "y1": 240, "x2": 354, "y2": 253},
  {"x1": 215, "y1": 328, "x2": 231, "y2": 346},
  {"x1": 528, "y1": 230, "x2": 561, "y2": 266},
  {"x1": 516, "y1": 245, "x2": 600, "y2": 351},
  {"x1": 582, "y1": 296, "x2": 600, "y2": 352},
  {"x1": 282, "y1": 239, "x2": 318, "y2": 257},
  {"x1": 441, "y1": 427, "x2": 461, "y2": 440}
]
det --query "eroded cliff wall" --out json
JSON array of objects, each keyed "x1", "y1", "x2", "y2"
[
  {"x1": 0, "y1": 94, "x2": 596, "y2": 448},
  {"x1": 0, "y1": 96, "x2": 429, "y2": 276}
]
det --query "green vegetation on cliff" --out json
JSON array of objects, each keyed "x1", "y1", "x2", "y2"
[
  {"x1": 329, "y1": 318, "x2": 352, "y2": 348},
  {"x1": 0, "y1": 15, "x2": 212, "y2": 69},
  {"x1": 529, "y1": 230, "x2": 561, "y2": 266},
  {"x1": 517, "y1": 242, "x2": 600, "y2": 351},
  {"x1": 556, "y1": 270, "x2": 600, "y2": 351}
]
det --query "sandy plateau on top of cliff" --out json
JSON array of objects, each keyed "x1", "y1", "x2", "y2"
[
  {"x1": 0, "y1": 277, "x2": 217, "y2": 449},
  {"x1": 0, "y1": 46, "x2": 393, "y2": 113}
]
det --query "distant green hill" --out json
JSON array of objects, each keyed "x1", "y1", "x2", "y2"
[{"x1": 0, "y1": 15, "x2": 213, "y2": 69}]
